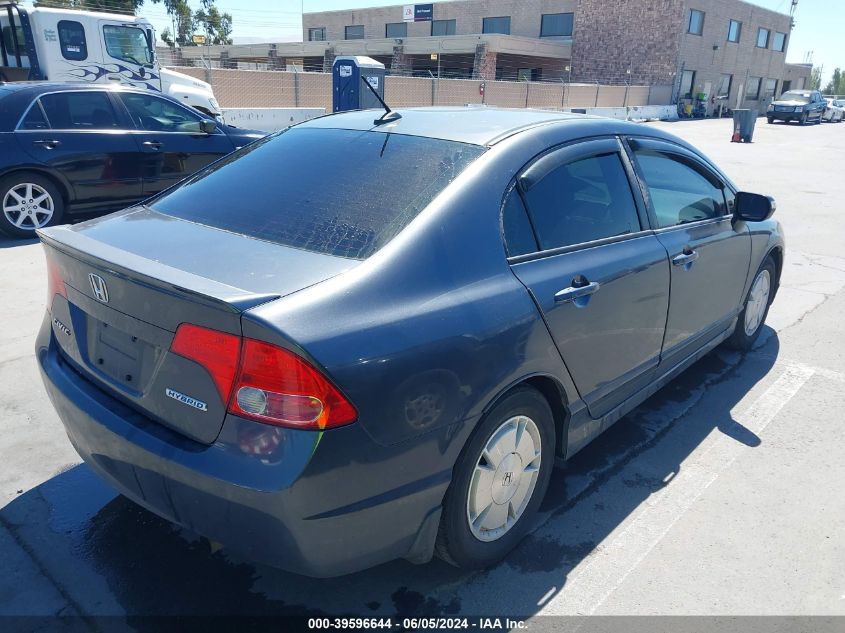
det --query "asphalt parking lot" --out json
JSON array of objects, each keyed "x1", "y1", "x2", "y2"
[{"x1": 1, "y1": 116, "x2": 844, "y2": 625}]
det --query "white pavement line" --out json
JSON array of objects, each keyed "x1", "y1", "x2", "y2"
[{"x1": 539, "y1": 363, "x2": 816, "y2": 616}]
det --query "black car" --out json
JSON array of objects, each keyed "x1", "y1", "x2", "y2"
[
  {"x1": 0, "y1": 82, "x2": 263, "y2": 237},
  {"x1": 766, "y1": 89, "x2": 827, "y2": 125}
]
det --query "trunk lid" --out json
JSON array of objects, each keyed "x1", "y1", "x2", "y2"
[{"x1": 39, "y1": 207, "x2": 357, "y2": 444}]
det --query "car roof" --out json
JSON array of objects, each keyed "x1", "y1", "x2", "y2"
[
  {"x1": 0, "y1": 82, "x2": 186, "y2": 131},
  {"x1": 298, "y1": 106, "x2": 648, "y2": 146}
]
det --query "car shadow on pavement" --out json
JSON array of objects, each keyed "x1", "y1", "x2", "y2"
[
  {"x1": 0, "y1": 237, "x2": 38, "y2": 249},
  {"x1": 0, "y1": 329, "x2": 780, "y2": 622}
]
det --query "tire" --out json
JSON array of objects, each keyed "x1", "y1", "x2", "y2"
[
  {"x1": 726, "y1": 256, "x2": 776, "y2": 351},
  {"x1": 767, "y1": 117, "x2": 774, "y2": 124},
  {"x1": 0, "y1": 172, "x2": 65, "y2": 239},
  {"x1": 435, "y1": 386, "x2": 555, "y2": 569}
]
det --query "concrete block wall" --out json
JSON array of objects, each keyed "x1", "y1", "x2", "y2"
[{"x1": 171, "y1": 67, "x2": 671, "y2": 112}]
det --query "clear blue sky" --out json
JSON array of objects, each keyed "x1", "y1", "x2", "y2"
[{"x1": 29, "y1": 0, "x2": 845, "y2": 83}]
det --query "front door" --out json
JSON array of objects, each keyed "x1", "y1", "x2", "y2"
[
  {"x1": 16, "y1": 90, "x2": 142, "y2": 208},
  {"x1": 627, "y1": 138, "x2": 751, "y2": 365},
  {"x1": 505, "y1": 138, "x2": 670, "y2": 420},
  {"x1": 116, "y1": 92, "x2": 234, "y2": 196}
]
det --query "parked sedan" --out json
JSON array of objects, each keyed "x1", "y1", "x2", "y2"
[
  {"x1": 822, "y1": 98, "x2": 844, "y2": 122},
  {"x1": 0, "y1": 83, "x2": 263, "y2": 238},
  {"x1": 36, "y1": 108, "x2": 783, "y2": 577},
  {"x1": 766, "y1": 89, "x2": 827, "y2": 124}
]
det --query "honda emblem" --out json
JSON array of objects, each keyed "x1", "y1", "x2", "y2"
[{"x1": 88, "y1": 273, "x2": 109, "y2": 303}]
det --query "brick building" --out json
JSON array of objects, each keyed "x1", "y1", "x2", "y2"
[
  {"x1": 174, "y1": 0, "x2": 812, "y2": 109},
  {"x1": 300, "y1": 0, "x2": 811, "y2": 107}
]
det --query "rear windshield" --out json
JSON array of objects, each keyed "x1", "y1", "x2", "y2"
[{"x1": 151, "y1": 127, "x2": 485, "y2": 259}]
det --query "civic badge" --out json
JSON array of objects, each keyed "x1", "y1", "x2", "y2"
[{"x1": 88, "y1": 273, "x2": 109, "y2": 303}]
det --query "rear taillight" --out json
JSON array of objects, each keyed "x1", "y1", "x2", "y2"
[
  {"x1": 170, "y1": 323, "x2": 241, "y2": 402},
  {"x1": 170, "y1": 324, "x2": 357, "y2": 430},
  {"x1": 45, "y1": 256, "x2": 66, "y2": 303}
]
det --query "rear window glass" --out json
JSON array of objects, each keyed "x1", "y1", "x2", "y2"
[{"x1": 151, "y1": 128, "x2": 485, "y2": 259}]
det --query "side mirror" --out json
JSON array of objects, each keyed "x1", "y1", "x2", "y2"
[
  {"x1": 735, "y1": 192, "x2": 775, "y2": 222},
  {"x1": 200, "y1": 119, "x2": 217, "y2": 134}
]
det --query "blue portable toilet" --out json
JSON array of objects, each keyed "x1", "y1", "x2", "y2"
[{"x1": 332, "y1": 56, "x2": 387, "y2": 112}]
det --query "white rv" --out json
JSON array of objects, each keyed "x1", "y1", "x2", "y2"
[{"x1": 0, "y1": 2, "x2": 220, "y2": 116}]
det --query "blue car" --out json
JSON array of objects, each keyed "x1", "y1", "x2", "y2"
[
  {"x1": 36, "y1": 108, "x2": 783, "y2": 576},
  {"x1": 0, "y1": 82, "x2": 263, "y2": 238}
]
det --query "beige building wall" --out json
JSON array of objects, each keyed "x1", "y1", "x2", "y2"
[
  {"x1": 677, "y1": 0, "x2": 793, "y2": 110},
  {"x1": 782, "y1": 62, "x2": 812, "y2": 92},
  {"x1": 303, "y1": 0, "x2": 576, "y2": 41}
]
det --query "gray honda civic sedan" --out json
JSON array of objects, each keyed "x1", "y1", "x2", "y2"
[{"x1": 36, "y1": 108, "x2": 783, "y2": 577}]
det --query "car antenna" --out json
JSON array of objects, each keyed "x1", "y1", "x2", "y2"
[{"x1": 360, "y1": 76, "x2": 402, "y2": 125}]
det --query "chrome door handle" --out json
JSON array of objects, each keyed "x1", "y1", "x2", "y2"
[
  {"x1": 672, "y1": 249, "x2": 699, "y2": 266},
  {"x1": 555, "y1": 281, "x2": 600, "y2": 303},
  {"x1": 142, "y1": 140, "x2": 162, "y2": 151},
  {"x1": 32, "y1": 139, "x2": 61, "y2": 149}
]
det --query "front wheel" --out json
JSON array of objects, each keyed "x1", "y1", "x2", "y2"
[
  {"x1": 435, "y1": 386, "x2": 554, "y2": 569},
  {"x1": 726, "y1": 256, "x2": 776, "y2": 351},
  {"x1": 0, "y1": 172, "x2": 65, "y2": 239},
  {"x1": 767, "y1": 117, "x2": 774, "y2": 124}
]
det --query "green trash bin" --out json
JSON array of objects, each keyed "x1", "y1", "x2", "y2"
[{"x1": 732, "y1": 108, "x2": 758, "y2": 142}]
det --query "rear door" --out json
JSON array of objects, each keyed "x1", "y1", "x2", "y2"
[
  {"x1": 116, "y1": 92, "x2": 234, "y2": 196},
  {"x1": 626, "y1": 137, "x2": 750, "y2": 366},
  {"x1": 16, "y1": 90, "x2": 142, "y2": 207},
  {"x1": 505, "y1": 138, "x2": 670, "y2": 419}
]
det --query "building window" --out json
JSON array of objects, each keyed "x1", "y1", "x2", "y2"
[
  {"x1": 345, "y1": 25, "x2": 364, "y2": 40},
  {"x1": 763, "y1": 78, "x2": 777, "y2": 99},
  {"x1": 540, "y1": 13, "x2": 574, "y2": 37},
  {"x1": 431, "y1": 19, "x2": 456, "y2": 36},
  {"x1": 772, "y1": 31, "x2": 786, "y2": 52},
  {"x1": 756, "y1": 28, "x2": 769, "y2": 48},
  {"x1": 727, "y1": 19, "x2": 741, "y2": 43},
  {"x1": 57, "y1": 20, "x2": 87, "y2": 61},
  {"x1": 385, "y1": 23, "x2": 407, "y2": 38},
  {"x1": 482, "y1": 16, "x2": 511, "y2": 35},
  {"x1": 717, "y1": 73, "x2": 732, "y2": 97},
  {"x1": 517, "y1": 68, "x2": 542, "y2": 82},
  {"x1": 745, "y1": 76, "x2": 761, "y2": 99},
  {"x1": 687, "y1": 9, "x2": 704, "y2": 35},
  {"x1": 308, "y1": 27, "x2": 326, "y2": 41},
  {"x1": 680, "y1": 69, "x2": 696, "y2": 98}
]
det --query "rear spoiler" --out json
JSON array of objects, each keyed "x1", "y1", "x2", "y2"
[{"x1": 38, "y1": 225, "x2": 280, "y2": 314}]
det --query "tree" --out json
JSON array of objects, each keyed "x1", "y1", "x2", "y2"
[
  {"x1": 823, "y1": 68, "x2": 845, "y2": 95},
  {"x1": 808, "y1": 65, "x2": 823, "y2": 90},
  {"x1": 194, "y1": 2, "x2": 233, "y2": 45}
]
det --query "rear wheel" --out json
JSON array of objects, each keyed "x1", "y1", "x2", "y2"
[
  {"x1": 0, "y1": 172, "x2": 65, "y2": 239},
  {"x1": 726, "y1": 256, "x2": 776, "y2": 351},
  {"x1": 435, "y1": 386, "x2": 554, "y2": 569}
]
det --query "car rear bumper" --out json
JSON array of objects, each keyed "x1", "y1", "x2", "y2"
[{"x1": 36, "y1": 315, "x2": 449, "y2": 577}]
